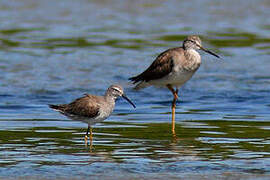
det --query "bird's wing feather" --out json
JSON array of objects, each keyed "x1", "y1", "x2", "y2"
[
  {"x1": 62, "y1": 95, "x2": 100, "y2": 118},
  {"x1": 129, "y1": 47, "x2": 182, "y2": 83}
]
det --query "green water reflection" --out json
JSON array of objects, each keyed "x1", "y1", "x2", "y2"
[
  {"x1": 1, "y1": 27, "x2": 269, "y2": 51},
  {"x1": 1, "y1": 120, "x2": 270, "y2": 167}
]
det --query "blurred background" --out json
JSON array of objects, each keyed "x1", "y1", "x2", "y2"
[{"x1": 0, "y1": 0, "x2": 270, "y2": 179}]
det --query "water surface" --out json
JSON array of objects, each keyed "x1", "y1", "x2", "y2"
[{"x1": 0, "y1": 0, "x2": 270, "y2": 179}]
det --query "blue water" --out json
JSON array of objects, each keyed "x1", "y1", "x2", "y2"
[{"x1": 0, "y1": 0, "x2": 270, "y2": 179}]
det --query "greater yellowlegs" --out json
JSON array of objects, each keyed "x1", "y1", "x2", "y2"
[
  {"x1": 129, "y1": 35, "x2": 219, "y2": 134},
  {"x1": 49, "y1": 85, "x2": 136, "y2": 145}
]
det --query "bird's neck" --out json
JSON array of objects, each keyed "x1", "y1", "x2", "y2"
[
  {"x1": 103, "y1": 95, "x2": 115, "y2": 116},
  {"x1": 105, "y1": 94, "x2": 116, "y2": 105},
  {"x1": 183, "y1": 49, "x2": 201, "y2": 71},
  {"x1": 185, "y1": 49, "x2": 201, "y2": 61}
]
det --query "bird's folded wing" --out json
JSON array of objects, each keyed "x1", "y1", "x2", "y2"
[
  {"x1": 132, "y1": 52, "x2": 174, "y2": 82},
  {"x1": 64, "y1": 95, "x2": 100, "y2": 118},
  {"x1": 129, "y1": 48, "x2": 185, "y2": 83}
]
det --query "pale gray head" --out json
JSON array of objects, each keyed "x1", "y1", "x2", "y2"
[
  {"x1": 183, "y1": 35, "x2": 202, "y2": 50},
  {"x1": 107, "y1": 85, "x2": 124, "y2": 98},
  {"x1": 106, "y1": 85, "x2": 136, "y2": 108},
  {"x1": 183, "y1": 35, "x2": 220, "y2": 58}
]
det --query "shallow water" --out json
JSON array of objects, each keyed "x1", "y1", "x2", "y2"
[{"x1": 0, "y1": 0, "x2": 270, "y2": 179}]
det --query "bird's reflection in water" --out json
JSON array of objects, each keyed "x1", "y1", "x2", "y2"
[{"x1": 172, "y1": 108, "x2": 176, "y2": 139}]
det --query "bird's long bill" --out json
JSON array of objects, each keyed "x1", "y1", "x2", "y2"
[
  {"x1": 200, "y1": 46, "x2": 220, "y2": 58},
  {"x1": 122, "y1": 94, "x2": 136, "y2": 108}
]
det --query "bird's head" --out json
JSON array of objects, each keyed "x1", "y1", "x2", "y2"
[
  {"x1": 107, "y1": 85, "x2": 136, "y2": 108},
  {"x1": 183, "y1": 35, "x2": 202, "y2": 50},
  {"x1": 183, "y1": 35, "x2": 220, "y2": 58}
]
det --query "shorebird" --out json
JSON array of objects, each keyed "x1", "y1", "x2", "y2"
[
  {"x1": 129, "y1": 35, "x2": 220, "y2": 134},
  {"x1": 49, "y1": 85, "x2": 136, "y2": 145}
]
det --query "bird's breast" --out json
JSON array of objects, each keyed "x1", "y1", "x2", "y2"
[
  {"x1": 97, "y1": 101, "x2": 115, "y2": 120},
  {"x1": 181, "y1": 49, "x2": 201, "y2": 72},
  {"x1": 167, "y1": 69, "x2": 195, "y2": 86}
]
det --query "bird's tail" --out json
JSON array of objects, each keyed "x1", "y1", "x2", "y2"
[
  {"x1": 49, "y1": 104, "x2": 62, "y2": 111},
  {"x1": 129, "y1": 74, "x2": 149, "y2": 90},
  {"x1": 133, "y1": 81, "x2": 149, "y2": 90},
  {"x1": 128, "y1": 76, "x2": 140, "y2": 84}
]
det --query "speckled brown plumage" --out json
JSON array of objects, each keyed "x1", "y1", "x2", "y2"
[
  {"x1": 129, "y1": 47, "x2": 181, "y2": 83},
  {"x1": 49, "y1": 94, "x2": 101, "y2": 118}
]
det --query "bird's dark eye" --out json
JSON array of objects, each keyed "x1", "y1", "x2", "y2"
[
  {"x1": 190, "y1": 40, "x2": 195, "y2": 43},
  {"x1": 188, "y1": 40, "x2": 201, "y2": 47},
  {"x1": 185, "y1": 39, "x2": 197, "y2": 45},
  {"x1": 186, "y1": 39, "x2": 194, "y2": 43}
]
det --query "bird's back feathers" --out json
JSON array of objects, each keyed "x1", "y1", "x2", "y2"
[
  {"x1": 49, "y1": 94, "x2": 101, "y2": 118},
  {"x1": 129, "y1": 47, "x2": 182, "y2": 84}
]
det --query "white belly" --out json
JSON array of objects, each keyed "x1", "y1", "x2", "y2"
[
  {"x1": 150, "y1": 70, "x2": 195, "y2": 87},
  {"x1": 136, "y1": 49, "x2": 201, "y2": 89}
]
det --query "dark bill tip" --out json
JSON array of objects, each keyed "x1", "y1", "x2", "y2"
[
  {"x1": 200, "y1": 47, "x2": 220, "y2": 58},
  {"x1": 122, "y1": 94, "x2": 136, "y2": 108}
]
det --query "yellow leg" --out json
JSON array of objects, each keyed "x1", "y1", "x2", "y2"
[
  {"x1": 89, "y1": 127, "x2": 93, "y2": 141},
  {"x1": 89, "y1": 127, "x2": 93, "y2": 150},
  {"x1": 172, "y1": 96, "x2": 177, "y2": 137},
  {"x1": 167, "y1": 85, "x2": 178, "y2": 137},
  {"x1": 167, "y1": 85, "x2": 178, "y2": 99},
  {"x1": 85, "y1": 125, "x2": 90, "y2": 146},
  {"x1": 84, "y1": 135, "x2": 88, "y2": 146}
]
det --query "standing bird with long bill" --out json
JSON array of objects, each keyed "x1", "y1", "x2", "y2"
[
  {"x1": 49, "y1": 85, "x2": 136, "y2": 146},
  {"x1": 129, "y1": 35, "x2": 220, "y2": 134}
]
